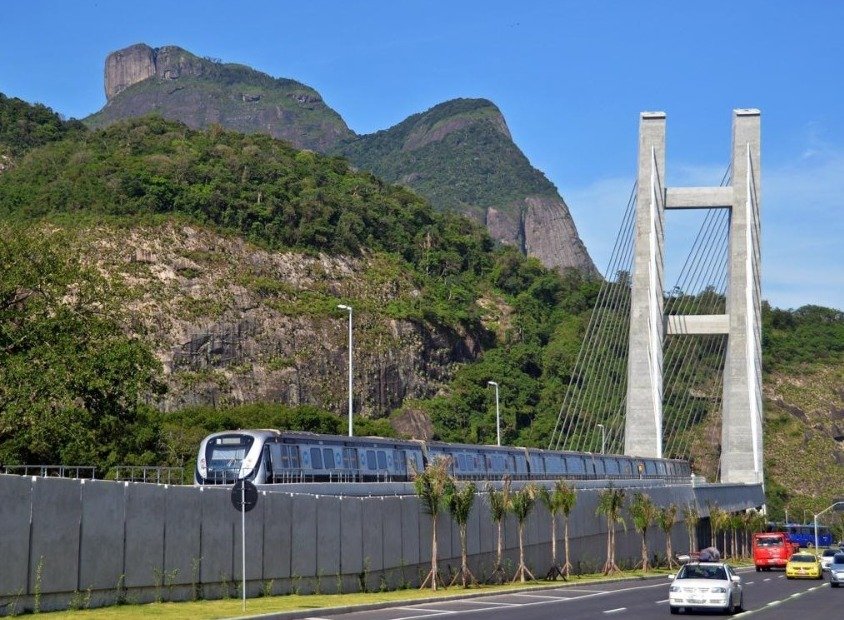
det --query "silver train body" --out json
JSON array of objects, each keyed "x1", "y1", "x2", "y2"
[{"x1": 194, "y1": 429, "x2": 691, "y2": 485}]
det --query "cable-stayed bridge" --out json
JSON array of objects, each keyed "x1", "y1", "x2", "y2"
[{"x1": 549, "y1": 109, "x2": 762, "y2": 487}]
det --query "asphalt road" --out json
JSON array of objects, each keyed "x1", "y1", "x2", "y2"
[{"x1": 279, "y1": 568, "x2": 840, "y2": 620}]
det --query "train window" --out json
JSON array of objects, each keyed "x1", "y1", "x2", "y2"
[
  {"x1": 565, "y1": 456, "x2": 585, "y2": 474},
  {"x1": 366, "y1": 450, "x2": 377, "y2": 470},
  {"x1": 290, "y1": 446, "x2": 300, "y2": 469},
  {"x1": 310, "y1": 447, "x2": 323, "y2": 470},
  {"x1": 605, "y1": 459, "x2": 620, "y2": 475},
  {"x1": 343, "y1": 448, "x2": 359, "y2": 470},
  {"x1": 644, "y1": 460, "x2": 657, "y2": 475},
  {"x1": 323, "y1": 448, "x2": 335, "y2": 469},
  {"x1": 475, "y1": 455, "x2": 484, "y2": 471},
  {"x1": 620, "y1": 459, "x2": 632, "y2": 476},
  {"x1": 394, "y1": 450, "x2": 406, "y2": 474},
  {"x1": 376, "y1": 450, "x2": 387, "y2": 470},
  {"x1": 457, "y1": 454, "x2": 466, "y2": 471},
  {"x1": 656, "y1": 461, "x2": 666, "y2": 476}
]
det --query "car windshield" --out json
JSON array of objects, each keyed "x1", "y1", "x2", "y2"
[
  {"x1": 790, "y1": 554, "x2": 815, "y2": 562},
  {"x1": 833, "y1": 554, "x2": 844, "y2": 565},
  {"x1": 755, "y1": 536, "x2": 783, "y2": 546},
  {"x1": 822, "y1": 549, "x2": 838, "y2": 557},
  {"x1": 678, "y1": 565, "x2": 727, "y2": 580}
]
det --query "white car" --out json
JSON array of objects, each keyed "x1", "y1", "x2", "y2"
[
  {"x1": 820, "y1": 548, "x2": 840, "y2": 572},
  {"x1": 669, "y1": 562, "x2": 743, "y2": 615}
]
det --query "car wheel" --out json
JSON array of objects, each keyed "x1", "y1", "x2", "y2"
[
  {"x1": 755, "y1": 566, "x2": 761, "y2": 572},
  {"x1": 735, "y1": 595, "x2": 744, "y2": 614},
  {"x1": 670, "y1": 605, "x2": 680, "y2": 614},
  {"x1": 832, "y1": 582, "x2": 839, "y2": 588}
]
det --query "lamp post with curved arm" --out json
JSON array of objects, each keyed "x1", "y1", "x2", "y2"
[{"x1": 596, "y1": 423, "x2": 606, "y2": 454}]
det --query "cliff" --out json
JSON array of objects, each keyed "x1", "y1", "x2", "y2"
[{"x1": 87, "y1": 45, "x2": 597, "y2": 275}]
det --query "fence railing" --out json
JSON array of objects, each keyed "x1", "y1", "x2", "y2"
[
  {"x1": 110, "y1": 466, "x2": 185, "y2": 484},
  {"x1": 1, "y1": 465, "x2": 98, "y2": 479}
]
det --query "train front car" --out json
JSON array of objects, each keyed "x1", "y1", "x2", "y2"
[{"x1": 195, "y1": 429, "x2": 278, "y2": 485}]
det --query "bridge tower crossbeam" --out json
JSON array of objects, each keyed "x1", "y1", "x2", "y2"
[{"x1": 624, "y1": 110, "x2": 763, "y2": 485}]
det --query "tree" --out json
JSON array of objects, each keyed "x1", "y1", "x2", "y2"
[
  {"x1": 709, "y1": 505, "x2": 730, "y2": 557},
  {"x1": 629, "y1": 492, "x2": 659, "y2": 572},
  {"x1": 682, "y1": 504, "x2": 700, "y2": 553},
  {"x1": 596, "y1": 486, "x2": 626, "y2": 575},
  {"x1": 508, "y1": 483, "x2": 538, "y2": 582},
  {"x1": 445, "y1": 480, "x2": 478, "y2": 587},
  {"x1": 485, "y1": 477, "x2": 511, "y2": 583},
  {"x1": 413, "y1": 457, "x2": 451, "y2": 590},
  {"x1": 658, "y1": 503, "x2": 679, "y2": 568},
  {"x1": 538, "y1": 480, "x2": 575, "y2": 580},
  {"x1": 0, "y1": 225, "x2": 163, "y2": 468}
]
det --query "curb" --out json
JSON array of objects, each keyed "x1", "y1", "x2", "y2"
[{"x1": 229, "y1": 572, "x2": 674, "y2": 620}]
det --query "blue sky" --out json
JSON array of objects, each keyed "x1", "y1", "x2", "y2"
[{"x1": 1, "y1": 1, "x2": 842, "y2": 310}]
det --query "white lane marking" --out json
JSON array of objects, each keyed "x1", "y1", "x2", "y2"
[
  {"x1": 746, "y1": 581, "x2": 755, "y2": 584},
  {"x1": 763, "y1": 578, "x2": 771, "y2": 581},
  {"x1": 604, "y1": 608, "x2": 626, "y2": 614},
  {"x1": 767, "y1": 600, "x2": 781, "y2": 606},
  {"x1": 392, "y1": 609, "x2": 453, "y2": 620},
  {"x1": 396, "y1": 607, "x2": 454, "y2": 613},
  {"x1": 505, "y1": 593, "x2": 563, "y2": 599},
  {"x1": 656, "y1": 598, "x2": 669, "y2": 603},
  {"x1": 454, "y1": 600, "x2": 518, "y2": 606}
]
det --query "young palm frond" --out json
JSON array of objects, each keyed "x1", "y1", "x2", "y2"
[
  {"x1": 413, "y1": 457, "x2": 451, "y2": 590},
  {"x1": 658, "y1": 503, "x2": 679, "y2": 568},
  {"x1": 445, "y1": 481, "x2": 478, "y2": 587},
  {"x1": 485, "y1": 477, "x2": 511, "y2": 584},
  {"x1": 596, "y1": 486, "x2": 626, "y2": 575},
  {"x1": 629, "y1": 492, "x2": 659, "y2": 571},
  {"x1": 509, "y1": 483, "x2": 538, "y2": 583}
]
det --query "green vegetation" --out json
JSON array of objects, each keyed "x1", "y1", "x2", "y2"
[
  {"x1": 0, "y1": 92, "x2": 86, "y2": 157},
  {"x1": 338, "y1": 98, "x2": 559, "y2": 217}
]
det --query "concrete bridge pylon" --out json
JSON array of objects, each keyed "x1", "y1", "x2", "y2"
[{"x1": 624, "y1": 109, "x2": 763, "y2": 485}]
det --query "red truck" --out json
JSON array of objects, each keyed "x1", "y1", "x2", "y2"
[{"x1": 753, "y1": 532, "x2": 799, "y2": 571}]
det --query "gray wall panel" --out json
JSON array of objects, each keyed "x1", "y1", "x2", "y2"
[
  {"x1": 79, "y1": 480, "x2": 124, "y2": 591},
  {"x1": 0, "y1": 475, "x2": 32, "y2": 595},
  {"x1": 316, "y1": 496, "x2": 341, "y2": 577},
  {"x1": 232, "y1": 495, "x2": 265, "y2": 581},
  {"x1": 30, "y1": 477, "x2": 81, "y2": 594},
  {"x1": 400, "y1": 495, "x2": 419, "y2": 567},
  {"x1": 200, "y1": 486, "x2": 234, "y2": 583},
  {"x1": 381, "y1": 496, "x2": 403, "y2": 570},
  {"x1": 418, "y1": 501, "x2": 432, "y2": 565},
  {"x1": 124, "y1": 483, "x2": 165, "y2": 588},
  {"x1": 262, "y1": 491, "x2": 292, "y2": 579},
  {"x1": 339, "y1": 496, "x2": 362, "y2": 575},
  {"x1": 164, "y1": 485, "x2": 201, "y2": 586},
  {"x1": 362, "y1": 497, "x2": 384, "y2": 571},
  {"x1": 290, "y1": 495, "x2": 317, "y2": 578}
]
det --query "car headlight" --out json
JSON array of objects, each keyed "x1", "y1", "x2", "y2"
[
  {"x1": 710, "y1": 587, "x2": 727, "y2": 593},
  {"x1": 670, "y1": 586, "x2": 680, "y2": 592}
]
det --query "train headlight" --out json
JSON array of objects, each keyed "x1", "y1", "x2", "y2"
[{"x1": 199, "y1": 458, "x2": 206, "y2": 475}]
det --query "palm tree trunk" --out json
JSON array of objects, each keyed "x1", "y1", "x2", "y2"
[
  {"x1": 562, "y1": 518, "x2": 572, "y2": 577},
  {"x1": 641, "y1": 533, "x2": 649, "y2": 572},
  {"x1": 666, "y1": 530, "x2": 675, "y2": 568},
  {"x1": 421, "y1": 517, "x2": 440, "y2": 590}
]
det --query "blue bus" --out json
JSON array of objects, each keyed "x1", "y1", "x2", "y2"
[{"x1": 782, "y1": 524, "x2": 833, "y2": 548}]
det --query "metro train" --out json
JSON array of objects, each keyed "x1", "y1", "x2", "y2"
[{"x1": 194, "y1": 429, "x2": 691, "y2": 485}]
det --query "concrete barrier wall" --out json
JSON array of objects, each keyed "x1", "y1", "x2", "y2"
[{"x1": 0, "y1": 474, "x2": 763, "y2": 614}]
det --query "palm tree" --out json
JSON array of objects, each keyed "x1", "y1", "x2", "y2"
[
  {"x1": 558, "y1": 482, "x2": 577, "y2": 578},
  {"x1": 596, "y1": 486, "x2": 626, "y2": 575},
  {"x1": 413, "y1": 457, "x2": 451, "y2": 591},
  {"x1": 508, "y1": 484, "x2": 538, "y2": 582},
  {"x1": 709, "y1": 505, "x2": 730, "y2": 558},
  {"x1": 629, "y1": 492, "x2": 659, "y2": 572},
  {"x1": 538, "y1": 481, "x2": 574, "y2": 580},
  {"x1": 682, "y1": 504, "x2": 700, "y2": 553},
  {"x1": 729, "y1": 513, "x2": 742, "y2": 559},
  {"x1": 445, "y1": 480, "x2": 478, "y2": 587},
  {"x1": 658, "y1": 503, "x2": 679, "y2": 568},
  {"x1": 485, "y1": 477, "x2": 511, "y2": 584}
]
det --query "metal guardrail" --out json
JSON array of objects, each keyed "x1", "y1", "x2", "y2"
[
  {"x1": 1, "y1": 465, "x2": 97, "y2": 479},
  {"x1": 110, "y1": 466, "x2": 185, "y2": 484}
]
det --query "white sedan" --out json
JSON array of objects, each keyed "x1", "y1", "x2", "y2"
[{"x1": 669, "y1": 562, "x2": 744, "y2": 615}]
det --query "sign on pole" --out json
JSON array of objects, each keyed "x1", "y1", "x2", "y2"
[{"x1": 231, "y1": 479, "x2": 258, "y2": 611}]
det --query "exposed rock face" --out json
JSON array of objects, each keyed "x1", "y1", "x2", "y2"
[
  {"x1": 523, "y1": 196, "x2": 595, "y2": 273},
  {"x1": 105, "y1": 43, "x2": 156, "y2": 99},
  {"x1": 92, "y1": 44, "x2": 354, "y2": 152},
  {"x1": 91, "y1": 45, "x2": 598, "y2": 274},
  {"x1": 87, "y1": 224, "x2": 485, "y2": 418}
]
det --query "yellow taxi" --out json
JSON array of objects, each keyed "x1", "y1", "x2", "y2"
[{"x1": 785, "y1": 552, "x2": 822, "y2": 579}]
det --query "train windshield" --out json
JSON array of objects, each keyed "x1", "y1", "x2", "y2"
[{"x1": 207, "y1": 435, "x2": 255, "y2": 473}]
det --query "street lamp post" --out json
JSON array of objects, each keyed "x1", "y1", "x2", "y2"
[
  {"x1": 814, "y1": 501, "x2": 844, "y2": 549},
  {"x1": 487, "y1": 381, "x2": 500, "y2": 447},
  {"x1": 803, "y1": 509, "x2": 811, "y2": 525},
  {"x1": 337, "y1": 304, "x2": 353, "y2": 437},
  {"x1": 596, "y1": 424, "x2": 606, "y2": 455}
]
